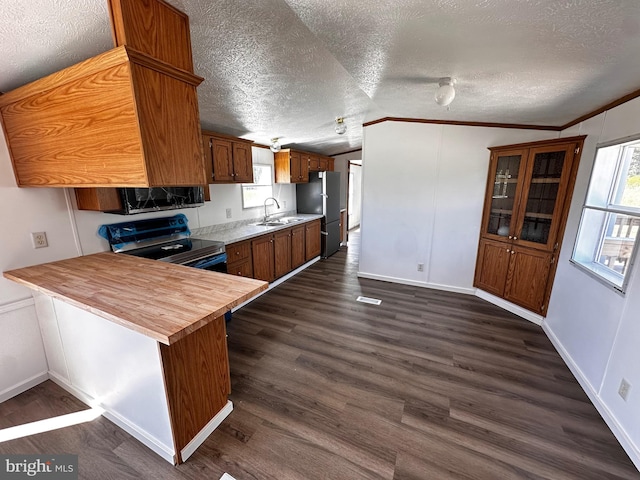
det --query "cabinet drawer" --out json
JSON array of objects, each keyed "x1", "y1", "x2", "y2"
[
  {"x1": 227, "y1": 258, "x2": 253, "y2": 278},
  {"x1": 227, "y1": 240, "x2": 251, "y2": 262}
]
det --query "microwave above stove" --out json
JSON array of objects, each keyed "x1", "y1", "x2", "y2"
[{"x1": 110, "y1": 186, "x2": 204, "y2": 215}]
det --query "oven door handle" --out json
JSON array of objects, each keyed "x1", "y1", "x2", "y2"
[{"x1": 184, "y1": 253, "x2": 227, "y2": 269}]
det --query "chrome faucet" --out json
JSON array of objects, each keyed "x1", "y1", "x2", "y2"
[{"x1": 263, "y1": 197, "x2": 280, "y2": 222}]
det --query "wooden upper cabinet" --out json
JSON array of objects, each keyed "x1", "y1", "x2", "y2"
[
  {"x1": 274, "y1": 149, "x2": 310, "y2": 183},
  {"x1": 0, "y1": 48, "x2": 205, "y2": 187},
  {"x1": 232, "y1": 142, "x2": 253, "y2": 183},
  {"x1": 1, "y1": 0, "x2": 205, "y2": 188},
  {"x1": 210, "y1": 138, "x2": 234, "y2": 182},
  {"x1": 108, "y1": 0, "x2": 194, "y2": 73},
  {"x1": 202, "y1": 132, "x2": 253, "y2": 184}
]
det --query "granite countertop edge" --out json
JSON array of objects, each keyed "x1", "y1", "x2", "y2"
[{"x1": 191, "y1": 214, "x2": 324, "y2": 245}]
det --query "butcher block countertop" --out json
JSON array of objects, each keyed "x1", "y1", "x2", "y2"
[{"x1": 3, "y1": 252, "x2": 268, "y2": 345}]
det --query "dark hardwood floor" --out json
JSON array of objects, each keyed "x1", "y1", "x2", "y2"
[{"x1": 1, "y1": 229, "x2": 638, "y2": 479}]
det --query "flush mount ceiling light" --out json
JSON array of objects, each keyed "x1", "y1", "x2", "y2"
[
  {"x1": 434, "y1": 77, "x2": 456, "y2": 107},
  {"x1": 335, "y1": 117, "x2": 347, "y2": 135},
  {"x1": 270, "y1": 137, "x2": 281, "y2": 153}
]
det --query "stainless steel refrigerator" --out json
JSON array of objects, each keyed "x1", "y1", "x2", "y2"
[{"x1": 296, "y1": 171, "x2": 341, "y2": 258}]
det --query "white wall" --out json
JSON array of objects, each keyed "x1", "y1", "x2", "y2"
[
  {"x1": 0, "y1": 136, "x2": 293, "y2": 402},
  {"x1": 544, "y1": 96, "x2": 640, "y2": 468},
  {"x1": 359, "y1": 121, "x2": 557, "y2": 291}
]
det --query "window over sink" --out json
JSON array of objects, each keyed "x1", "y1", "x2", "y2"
[
  {"x1": 572, "y1": 136, "x2": 640, "y2": 293},
  {"x1": 242, "y1": 164, "x2": 274, "y2": 209}
]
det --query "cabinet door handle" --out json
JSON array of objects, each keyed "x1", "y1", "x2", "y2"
[
  {"x1": 511, "y1": 250, "x2": 515, "y2": 255},
  {"x1": 506, "y1": 248, "x2": 511, "y2": 252},
  {"x1": 508, "y1": 235, "x2": 513, "y2": 239},
  {"x1": 513, "y1": 236, "x2": 518, "y2": 240}
]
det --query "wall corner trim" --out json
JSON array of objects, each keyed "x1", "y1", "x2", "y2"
[
  {"x1": 0, "y1": 371, "x2": 48, "y2": 404},
  {"x1": 356, "y1": 271, "x2": 476, "y2": 295},
  {"x1": 543, "y1": 324, "x2": 640, "y2": 471},
  {"x1": 474, "y1": 290, "x2": 544, "y2": 325},
  {"x1": 0, "y1": 297, "x2": 35, "y2": 315},
  {"x1": 362, "y1": 117, "x2": 562, "y2": 131}
]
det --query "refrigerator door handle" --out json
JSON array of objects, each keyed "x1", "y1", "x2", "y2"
[{"x1": 321, "y1": 231, "x2": 329, "y2": 236}]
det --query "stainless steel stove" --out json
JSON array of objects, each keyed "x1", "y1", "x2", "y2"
[{"x1": 99, "y1": 214, "x2": 227, "y2": 271}]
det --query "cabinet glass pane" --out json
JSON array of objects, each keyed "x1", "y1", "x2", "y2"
[
  {"x1": 519, "y1": 150, "x2": 566, "y2": 244},
  {"x1": 487, "y1": 154, "x2": 521, "y2": 237}
]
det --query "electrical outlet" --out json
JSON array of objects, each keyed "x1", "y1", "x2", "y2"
[
  {"x1": 619, "y1": 379, "x2": 631, "y2": 401},
  {"x1": 31, "y1": 231, "x2": 48, "y2": 249},
  {"x1": 226, "y1": 208, "x2": 232, "y2": 219},
  {"x1": 417, "y1": 263, "x2": 424, "y2": 272}
]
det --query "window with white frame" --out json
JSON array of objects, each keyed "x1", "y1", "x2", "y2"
[
  {"x1": 571, "y1": 137, "x2": 640, "y2": 292},
  {"x1": 241, "y1": 164, "x2": 274, "y2": 209}
]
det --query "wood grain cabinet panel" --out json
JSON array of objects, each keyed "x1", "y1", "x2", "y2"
[
  {"x1": 504, "y1": 247, "x2": 553, "y2": 313},
  {"x1": 160, "y1": 316, "x2": 229, "y2": 460},
  {"x1": 108, "y1": 0, "x2": 194, "y2": 73},
  {"x1": 202, "y1": 132, "x2": 253, "y2": 184},
  {"x1": 473, "y1": 136, "x2": 585, "y2": 315},
  {"x1": 474, "y1": 238, "x2": 511, "y2": 297},
  {"x1": 251, "y1": 235, "x2": 275, "y2": 283},
  {"x1": 226, "y1": 240, "x2": 253, "y2": 278},
  {"x1": 0, "y1": 47, "x2": 205, "y2": 187},
  {"x1": 291, "y1": 225, "x2": 306, "y2": 269},
  {"x1": 274, "y1": 228, "x2": 292, "y2": 279},
  {"x1": 274, "y1": 149, "x2": 309, "y2": 183},
  {"x1": 305, "y1": 220, "x2": 322, "y2": 260},
  {"x1": 227, "y1": 258, "x2": 253, "y2": 278}
]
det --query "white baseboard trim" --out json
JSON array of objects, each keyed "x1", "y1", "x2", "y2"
[
  {"x1": 0, "y1": 371, "x2": 48, "y2": 404},
  {"x1": 181, "y1": 400, "x2": 233, "y2": 462},
  {"x1": 48, "y1": 372, "x2": 176, "y2": 465},
  {"x1": 356, "y1": 271, "x2": 476, "y2": 296},
  {"x1": 232, "y1": 257, "x2": 321, "y2": 312},
  {"x1": 0, "y1": 297, "x2": 35, "y2": 315},
  {"x1": 543, "y1": 324, "x2": 640, "y2": 471},
  {"x1": 474, "y1": 290, "x2": 544, "y2": 325}
]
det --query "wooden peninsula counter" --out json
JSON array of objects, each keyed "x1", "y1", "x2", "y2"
[{"x1": 4, "y1": 252, "x2": 268, "y2": 464}]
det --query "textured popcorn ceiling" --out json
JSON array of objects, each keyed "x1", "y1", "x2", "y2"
[{"x1": 2, "y1": 0, "x2": 640, "y2": 155}]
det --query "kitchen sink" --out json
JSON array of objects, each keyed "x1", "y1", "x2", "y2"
[
  {"x1": 254, "y1": 221, "x2": 286, "y2": 226},
  {"x1": 253, "y1": 217, "x2": 305, "y2": 227}
]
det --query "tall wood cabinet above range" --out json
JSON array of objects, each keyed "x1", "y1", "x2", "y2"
[{"x1": 474, "y1": 136, "x2": 586, "y2": 315}]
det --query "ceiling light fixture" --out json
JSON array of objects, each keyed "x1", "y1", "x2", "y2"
[
  {"x1": 270, "y1": 137, "x2": 281, "y2": 153},
  {"x1": 335, "y1": 117, "x2": 347, "y2": 135},
  {"x1": 434, "y1": 77, "x2": 456, "y2": 107}
]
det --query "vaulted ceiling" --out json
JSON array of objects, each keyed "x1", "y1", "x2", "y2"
[{"x1": 2, "y1": 0, "x2": 640, "y2": 155}]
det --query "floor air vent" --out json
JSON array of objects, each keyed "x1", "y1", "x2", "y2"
[{"x1": 356, "y1": 296, "x2": 382, "y2": 305}]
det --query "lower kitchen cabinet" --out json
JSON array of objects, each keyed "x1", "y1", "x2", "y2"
[
  {"x1": 274, "y1": 229, "x2": 292, "y2": 279},
  {"x1": 291, "y1": 225, "x2": 306, "y2": 269},
  {"x1": 251, "y1": 235, "x2": 275, "y2": 282},
  {"x1": 474, "y1": 238, "x2": 553, "y2": 314},
  {"x1": 226, "y1": 240, "x2": 253, "y2": 277},
  {"x1": 305, "y1": 220, "x2": 322, "y2": 260},
  {"x1": 234, "y1": 219, "x2": 321, "y2": 283}
]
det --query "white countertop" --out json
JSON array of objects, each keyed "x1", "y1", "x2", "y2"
[{"x1": 192, "y1": 214, "x2": 324, "y2": 245}]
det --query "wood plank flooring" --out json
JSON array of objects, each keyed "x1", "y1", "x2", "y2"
[{"x1": 1, "y1": 230, "x2": 638, "y2": 479}]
